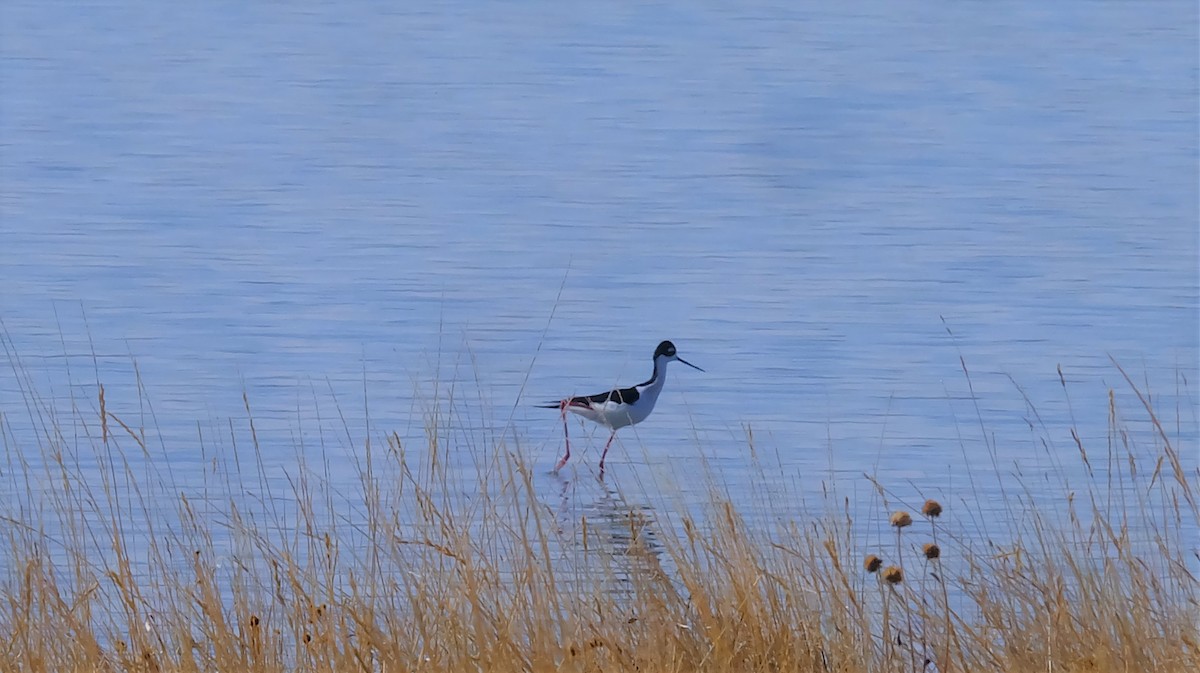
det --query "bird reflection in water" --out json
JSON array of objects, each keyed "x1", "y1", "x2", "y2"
[{"x1": 550, "y1": 471, "x2": 670, "y2": 592}]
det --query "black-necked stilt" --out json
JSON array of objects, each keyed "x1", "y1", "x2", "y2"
[{"x1": 539, "y1": 340, "x2": 703, "y2": 475}]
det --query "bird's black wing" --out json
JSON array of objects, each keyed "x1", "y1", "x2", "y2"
[
  {"x1": 574, "y1": 386, "x2": 640, "y2": 406},
  {"x1": 536, "y1": 385, "x2": 640, "y2": 409}
]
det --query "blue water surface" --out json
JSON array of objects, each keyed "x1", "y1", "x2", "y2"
[{"x1": 1, "y1": 2, "x2": 1196, "y2": 548}]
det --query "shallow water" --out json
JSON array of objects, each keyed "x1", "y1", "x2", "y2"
[{"x1": 1, "y1": 2, "x2": 1197, "y2": 562}]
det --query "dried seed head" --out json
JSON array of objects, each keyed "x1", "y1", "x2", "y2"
[
  {"x1": 922, "y1": 499, "x2": 943, "y2": 518},
  {"x1": 923, "y1": 543, "x2": 941, "y2": 560},
  {"x1": 883, "y1": 565, "x2": 904, "y2": 585},
  {"x1": 890, "y1": 511, "x2": 913, "y2": 528},
  {"x1": 864, "y1": 554, "x2": 883, "y2": 573}
]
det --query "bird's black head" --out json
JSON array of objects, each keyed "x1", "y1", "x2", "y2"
[
  {"x1": 653, "y1": 340, "x2": 703, "y2": 371},
  {"x1": 654, "y1": 341, "x2": 677, "y2": 358}
]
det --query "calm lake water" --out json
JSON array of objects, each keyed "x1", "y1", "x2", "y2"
[{"x1": 2, "y1": 1, "x2": 1197, "y2": 562}]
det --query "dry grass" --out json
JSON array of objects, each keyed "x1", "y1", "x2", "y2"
[{"x1": 0, "y1": 361, "x2": 1196, "y2": 673}]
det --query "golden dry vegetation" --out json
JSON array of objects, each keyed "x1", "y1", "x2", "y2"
[{"x1": 1, "y1": 363, "x2": 1196, "y2": 673}]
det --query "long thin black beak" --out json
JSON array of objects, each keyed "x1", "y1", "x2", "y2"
[{"x1": 677, "y1": 356, "x2": 704, "y2": 372}]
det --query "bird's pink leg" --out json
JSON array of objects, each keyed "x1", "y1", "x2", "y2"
[
  {"x1": 598, "y1": 430, "x2": 616, "y2": 478},
  {"x1": 554, "y1": 400, "x2": 571, "y2": 471}
]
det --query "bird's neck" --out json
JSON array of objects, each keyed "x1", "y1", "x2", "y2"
[{"x1": 639, "y1": 355, "x2": 669, "y2": 393}]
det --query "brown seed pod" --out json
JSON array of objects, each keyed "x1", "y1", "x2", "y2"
[
  {"x1": 864, "y1": 554, "x2": 883, "y2": 573},
  {"x1": 922, "y1": 499, "x2": 943, "y2": 518},
  {"x1": 922, "y1": 543, "x2": 941, "y2": 560},
  {"x1": 890, "y1": 511, "x2": 913, "y2": 528},
  {"x1": 883, "y1": 565, "x2": 904, "y2": 585}
]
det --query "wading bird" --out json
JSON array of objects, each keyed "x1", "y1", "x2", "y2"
[{"x1": 540, "y1": 340, "x2": 702, "y2": 476}]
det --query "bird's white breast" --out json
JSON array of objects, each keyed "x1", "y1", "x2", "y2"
[{"x1": 568, "y1": 391, "x2": 658, "y2": 430}]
